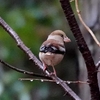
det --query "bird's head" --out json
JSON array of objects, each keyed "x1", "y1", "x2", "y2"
[{"x1": 47, "y1": 30, "x2": 71, "y2": 43}]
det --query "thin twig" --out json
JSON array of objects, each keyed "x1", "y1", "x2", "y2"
[
  {"x1": 19, "y1": 78, "x2": 89, "y2": 84},
  {"x1": 96, "y1": 61, "x2": 100, "y2": 69},
  {"x1": 0, "y1": 59, "x2": 51, "y2": 79},
  {"x1": 75, "y1": 0, "x2": 100, "y2": 47},
  {"x1": 2, "y1": 58, "x2": 86, "y2": 84}
]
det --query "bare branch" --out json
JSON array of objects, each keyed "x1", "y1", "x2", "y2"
[
  {"x1": 0, "y1": 58, "x2": 88, "y2": 84},
  {"x1": 75, "y1": 0, "x2": 100, "y2": 47},
  {"x1": 96, "y1": 61, "x2": 100, "y2": 69},
  {"x1": 0, "y1": 17, "x2": 44, "y2": 71},
  {"x1": 0, "y1": 59, "x2": 51, "y2": 79},
  {"x1": 60, "y1": 0, "x2": 100, "y2": 100},
  {"x1": 0, "y1": 17, "x2": 81, "y2": 100},
  {"x1": 19, "y1": 78, "x2": 89, "y2": 84}
]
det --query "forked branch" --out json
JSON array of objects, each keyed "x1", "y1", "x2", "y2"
[
  {"x1": 0, "y1": 17, "x2": 81, "y2": 100},
  {"x1": 60, "y1": 0, "x2": 100, "y2": 100}
]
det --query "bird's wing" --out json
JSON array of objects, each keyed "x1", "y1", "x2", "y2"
[{"x1": 40, "y1": 39, "x2": 65, "y2": 55}]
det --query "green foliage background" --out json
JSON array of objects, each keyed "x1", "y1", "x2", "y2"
[{"x1": 0, "y1": 0, "x2": 78, "y2": 100}]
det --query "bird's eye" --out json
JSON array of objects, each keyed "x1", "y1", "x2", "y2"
[{"x1": 60, "y1": 34, "x2": 63, "y2": 37}]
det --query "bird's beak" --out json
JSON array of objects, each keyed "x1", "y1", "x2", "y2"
[{"x1": 64, "y1": 37, "x2": 71, "y2": 43}]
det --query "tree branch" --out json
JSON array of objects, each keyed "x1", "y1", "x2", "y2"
[
  {"x1": 0, "y1": 17, "x2": 81, "y2": 100},
  {"x1": 0, "y1": 59, "x2": 51, "y2": 79},
  {"x1": 60, "y1": 0, "x2": 100, "y2": 100},
  {"x1": 75, "y1": 0, "x2": 100, "y2": 47},
  {"x1": 96, "y1": 61, "x2": 100, "y2": 69},
  {"x1": 19, "y1": 78, "x2": 88, "y2": 84}
]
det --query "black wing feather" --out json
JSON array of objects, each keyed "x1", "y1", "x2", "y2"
[{"x1": 40, "y1": 44, "x2": 65, "y2": 54}]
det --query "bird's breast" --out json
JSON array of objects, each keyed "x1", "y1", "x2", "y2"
[{"x1": 39, "y1": 52, "x2": 64, "y2": 66}]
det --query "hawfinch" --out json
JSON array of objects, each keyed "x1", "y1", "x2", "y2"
[{"x1": 39, "y1": 30, "x2": 71, "y2": 75}]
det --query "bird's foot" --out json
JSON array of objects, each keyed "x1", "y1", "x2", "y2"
[{"x1": 49, "y1": 71, "x2": 56, "y2": 76}]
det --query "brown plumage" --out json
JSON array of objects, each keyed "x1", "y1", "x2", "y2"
[{"x1": 39, "y1": 30, "x2": 71, "y2": 75}]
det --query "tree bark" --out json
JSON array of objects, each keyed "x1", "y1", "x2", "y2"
[{"x1": 60, "y1": 0, "x2": 100, "y2": 99}]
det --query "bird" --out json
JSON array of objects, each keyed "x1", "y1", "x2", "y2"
[{"x1": 39, "y1": 30, "x2": 71, "y2": 75}]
